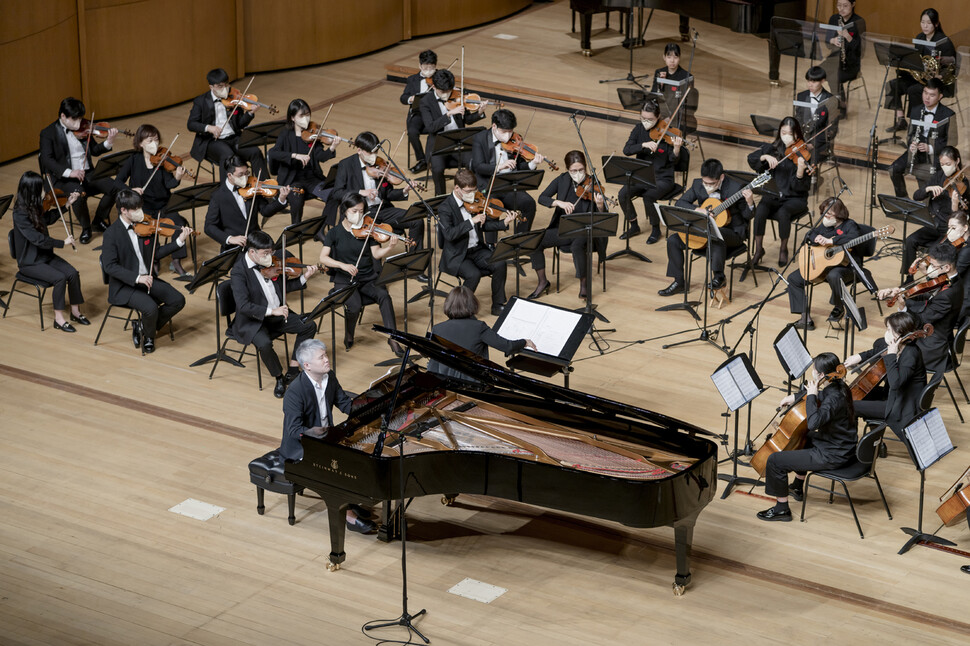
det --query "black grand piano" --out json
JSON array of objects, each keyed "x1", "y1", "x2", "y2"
[{"x1": 285, "y1": 327, "x2": 719, "y2": 594}]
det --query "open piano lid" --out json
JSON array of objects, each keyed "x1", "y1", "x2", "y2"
[{"x1": 374, "y1": 325, "x2": 718, "y2": 439}]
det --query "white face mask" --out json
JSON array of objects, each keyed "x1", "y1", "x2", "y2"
[
  {"x1": 294, "y1": 115, "x2": 310, "y2": 130},
  {"x1": 641, "y1": 118, "x2": 656, "y2": 130},
  {"x1": 63, "y1": 117, "x2": 81, "y2": 131},
  {"x1": 947, "y1": 227, "x2": 965, "y2": 243},
  {"x1": 212, "y1": 86, "x2": 229, "y2": 100},
  {"x1": 941, "y1": 163, "x2": 957, "y2": 176},
  {"x1": 231, "y1": 174, "x2": 248, "y2": 189},
  {"x1": 494, "y1": 129, "x2": 512, "y2": 144},
  {"x1": 126, "y1": 209, "x2": 145, "y2": 223},
  {"x1": 822, "y1": 216, "x2": 838, "y2": 228},
  {"x1": 420, "y1": 68, "x2": 435, "y2": 78},
  {"x1": 345, "y1": 208, "x2": 365, "y2": 228},
  {"x1": 436, "y1": 90, "x2": 451, "y2": 101},
  {"x1": 361, "y1": 152, "x2": 377, "y2": 166},
  {"x1": 780, "y1": 133, "x2": 795, "y2": 147},
  {"x1": 569, "y1": 170, "x2": 586, "y2": 183},
  {"x1": 926, "y1": 264, "x2": 945, "y2": 278},
  {"x1": 143, "y1": 140, "x2": 159, "y2": 155},
  {"x1": 702, "y1": 181, "x2": 720, "y2": 195},
  {"x1": 253, "y1": 251, "x2": 273, "y2": 268},
  {"x1": 461, "y1": 190, "x2": 477, "y2": 204}
]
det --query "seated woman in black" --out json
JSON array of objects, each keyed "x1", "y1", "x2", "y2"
[
  {"x1": 528, "y1": 150, "x2": 605, "y2": 300},
  {"x1": 946, "y1": 211, "x2": 970, "y2": 322},
  {"x1": 902, "y1": 146, "x2": 964, "y2": 282},
  {"x1": 650, "y1": 43, "x2": 691, "y2": 98},
  {"x1": 114, "y1": 124, "x2": 191, "y2": 278},
  {"x1": 844, "y1": 312, "x2": 927, "y2": 443},
  {"x1": 319, "y1": 194, "x2": 403, "y2": 356},
  {"x1": 759, "y1": 352, "x2": 857, "y2": 522},
  {"x1": 787, "y1": 197, "x2": 861, "y2": 330},
  {"x1": 748, "y1": 116, "x2": 811, "y2": 267},
  {"x1": 11, "y1": 171, "x2": 89, "y2": 332},
  {"x1": 428, "y1": 285, "x2": 535, "y2": 382}
]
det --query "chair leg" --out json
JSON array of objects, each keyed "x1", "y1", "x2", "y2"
[
  {"x1": 837, "y1": 480, "x2": 864, "y2": 539},
  {"x1": 873, "y1": 472, "x2": 892, "y2": 519},
  {"x1": 287, "y1": 492, "x2": 296, "y2": 526},
  {"x1": 943, "y1": 376, "x2": 965, "y2": 423},
  {"x1": 35, "y1": 285, "x2": 46, "y2": 331},
  {"x1": 800, "y1": 473, "x2": 812, "y2": 521},
  {"x1": 953, "y1": 369, "x2": 969, "y2": 405},
  {"x1": 93, "y1": 305, "x2": 113, "y2": 346},
  {"x1": 256, "y1": 487, "x2": 265, "y2": 515}
]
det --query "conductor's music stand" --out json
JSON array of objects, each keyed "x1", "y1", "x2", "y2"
[
  {"x1": 559, "y1": 211, "x2": 617, "y2": 352},
  {"x1": 301, "y1": 283, "x2": 358, "y2": 371},
  {"x1": 899, "y1": 408, "x2": 958, "y2": 554},
  {"x1": 274, "y1": 216, "x2": 327, "y2": 313},
  {"x1": 601, "y1": 155, "x2": 654, "y2": 264},
  {"x1": 187, "y1": 247, "x2": 243, "y2": 368},
  {"x1": 711, "y1": 353, "x2": 766, "y2": 498},
  {"x1": 489, "y1": 230, "x2": 546, "y2": 298},
  {"x1": 167, "y1": 181, "x2": 220, "y2": 269}
]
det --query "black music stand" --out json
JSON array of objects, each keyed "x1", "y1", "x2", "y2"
[
  {"x1": 274, "y1": 216, "x2": 327, "y2": 313},
  {"x1": 899, "y1": 408, "x2": 958, "y2": 554},
  {"x1": 656, "y1": 205, "x2": 706, "y2": 322},
  {"x1": 559, "y1": 211, "x2": 617, "y2": 352},
  {"x1": 771, "y1": 17, "x2": 822, "y2": 102},
  {"x1": 376, "y1": 249, "x2": 433, "y2": 336},
  {"x1": 187, "y1": 247, "x2": 243, "y2": 368},
  {"x1": 429, "y1": 127, "x2": 483, "y2": 166},
  {"x1": 238, "y1": 119, "x2": 285, "y2": 159},
  {"x1": 490, "y1": 169, "x2": 544, "y2": 232},
  {"x1": 879, "y1": 195, "x2": 933, "y2": 273},
  {"x1": 401, "y1": 195, "x2": 449, "y2": 303},
  {"x1": 489, "y1": 229, "x2": 546, "y2": 298},
  {"x1": 727, "y1": 170, "x2": 781, "y2": 282},
  {"x1": 750, "y1": 114, "x2": 782, "y2": 137},
  {"x1": 88, "y1": 149, "x2": 135, "y2": 183},
  {"x1": 167, "y1": 181, "x2": 220, "y2": 269},
  {"x1": 602, "y1": 155, "x2": 653, "y2": 264},
  {"x1": 872, "y1": 42, "x2": 924, "y2": 143},
  {"x1": 617, "y1": 88, "x2": 664, "y2": 112},
  {"x1": 835, "y1": 279, "x2": 867, "y2": 358},
  {"x1": 301, "y1": 283, "x2": 358, "y2": 372},
  {"x1": 773, "y1": 323, "x2": 813, "y2": 395},
  {"x1": 711, "y1": 353, "x2": 766, "y2": 498}
]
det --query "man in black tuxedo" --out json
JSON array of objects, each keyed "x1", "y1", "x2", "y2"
[
  {"x1": 230, "y1": 231, "x2": 319, "y2": 398},
  {"x1": 100, "y1": 190, "x2": 189, "y2": 353},
  {"x1": 187, "y1": 68, "x2": 268, "y2": 182},
  {"x1": 419, "y1": 69, "x2": 487, "y2": 195},
  {"x1": 889, "y1": 78, "x2": 955, "y2": 198},
  {"x1": 438, "y1": 169, "x2": 515, "y2": 316},
  {"x1": 204, "y1": 156, "x2": 289, "y2": 252},
  {"x1": 39, "y1": 97, "x2": 120, "y2": 244},
  {"x1": 399, "y1": 49, "x2": 438, "y2": 174},
  {"x1": 795, "y1": 66, "x2": 836, "y2": 160}
]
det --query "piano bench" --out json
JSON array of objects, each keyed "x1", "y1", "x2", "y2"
[{"x1": 248, "y1": 451, "x2": 305, "y2": 526}]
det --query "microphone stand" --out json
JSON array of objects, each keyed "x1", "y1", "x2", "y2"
[{"x1": 866, "y1": 49, "x2": 897, "y2": 227}]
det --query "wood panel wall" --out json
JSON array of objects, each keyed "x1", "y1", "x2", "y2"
[
  {"x1": 409, "y1": 0, "x2": 531, "y2": 38},
  {"x1": 810, "y1": 1, "x2": 970, "y2": 47}
]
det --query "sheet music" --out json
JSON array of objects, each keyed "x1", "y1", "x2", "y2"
[
  {"x1": 711, "y1": 357, "x2": 761, "y2": 411},
  {"x1": 707, "y1": 213, "x2": 723, "y2": 243},
  {"x1": 905, "y1": 409, "x2": 953, "y2": 470},
  {"x1": 775, "y1": 327, "x2": 813, "y2": 378},
  {"x1": 496, "y1": 299, "x2": 582, "y2": 357},
  {"x1": 654, "y1": 76, "x2": 689, "y2": 88},
  {"x1": 818, "y1": 22, "x2": 853, "y2": 32},
  {"x1": 912, "y1": 37, "x2": 947, "y2": 49}
]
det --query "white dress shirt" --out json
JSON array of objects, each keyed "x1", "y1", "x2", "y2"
[
  {"x1": 454, "y1": 194, "x2": 479, "y2": 249},
  {"x1": 212, "y1": 90, "x2": 236, "y2": 139},
  {"x1": 309, "y1": 373, "x2": 331, "y2": 423}
]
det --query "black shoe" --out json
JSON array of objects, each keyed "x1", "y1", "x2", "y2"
[
  {"x1": 961, "y1": 565, "x2": 970, "y2": 575},
  {"x1": 878, "y1": 442, "x2": 888, "y2": 459},
  {"x1": 795, "y1": 317, "x2": 815, "y2": 331},
  {"x1": 618, "y1": 223, "x2": 642, "y2": 240},
  {"x1": 273, "y1": 376, "x2": 287, "y2": 398},
  {"x1": 757, "y1": 506, "x2": 793, "y2": 522},
  {"x1": 344, "y1": 339, "x2": 354, "y2": 351},
  {"x1": 409, "y1": 160, "x2": 428, "y2": 174},
  {"x1": 285, "y1": 367, "x2": 301, "y2": 384},
  {"x1": 645, "y1": 228, "x2": 662, "y2": 245},
  {"x1": 142, "y1": 338, "x2": 155, "y2": 354},
  {"x1": 658, "y1": 281, "x2": 684, "y2": 297},
  {"x1": 527, "y1": 281, "x2": 550, "y2": 299},
  {"x1": 415, "y1": 273, "x2": 430, "y2": 284},
  {"x1": 778, "y1": 248, "x2": 789, "y2": 267},
  {"x1": 788, "y1": 485, "x2": 804, "y2": 502},
  {"x1": 348, "y1": 503, "x2": 375, "y2": 520},
  {"x1": 347, "y1": 516, "x2": 377, "y2": 534},
  {"x1": 53, "y1": 320, "x2": 76, "y2": 333},
  {"x1": 79, "y1": 229, "x2": 93, "y2": 245},
  {"x1": 70, "y1": 313, "x2": 91, "y2": 326},
  {"x1": 131, "y1": 321, "x2": 142, "y2": 348},
  {"x1": 491, "y1": 303, "x2": 506, "y2": 317},
  {"x1": 709, "y1": 276, "x2": 725, "y2": 290},
  {"x1": 886, "y1": 117, "x2": 907, "y2": 133},
  {"x1": 827, "y1": 307, "x2": 845, "y2": 322},
  {"x1": 388, "y1": 339, "x2": 405, "y2": 358},
  {"x1": 92, "y1": 220, "x2": 109, "y2": 233}
]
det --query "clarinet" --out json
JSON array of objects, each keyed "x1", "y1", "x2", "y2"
[
  {"x1": 839, "y1": 16, "x2": 846, "y2": 66},
  {"x1": 907, "y1": 107, "x2": 926, "y2": 175}
]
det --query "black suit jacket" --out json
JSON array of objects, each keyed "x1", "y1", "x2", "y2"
[
  {"x1": 12, "y1": 207, "x2": 64, "y2": 267},
  {"x1": 805, "y1": 386, "x2": 856, "y2": 465},
  {"x1": 279, "y1": 370, "x2": 354, "y2": 461},
  {"x1": 39, "y1": 120, "x2": 110, "y2": 178},
  {"x1": 675, "y1": 177, "x2": 752, "y2": 239},
  {"x1": 204, "y1": 182, "x2": 285, "y2": 250},
  {"x1": 622, "y1": 123, "x2": 678, "y2": 183},
  {"x1": 470, "y1": 128, "x2": 535, "y2": 191},
  {"x1": 114, "y1": 154, "x2": 180, "y2": 213},
  {"x1": 228, "y1": 254, "x2": 305, "y2": 345},
  {"x1": 101, "y1": 218, "x2": 181, "y2": 304},
  {"x1": 913, "y1": 169, "x2": 954, "y2": 230},
  {"x1": 267, "y1": 128, "x2": 336, "y2": 186},
  {"x1": 537, "y1": 172, "x2": 600, "y2": 230},
  {"x1": 187, "y1": 91, "x2": 255, "y2": 162},
  {"x1": 400, "y1": 73, "x2": 431, "y2": 109},
  {"x1": 795, "y1": 88, "x2": 834, "y2": 148},
  {"x1": 428, "y1": 317, "x2": 527, "y2": 381},
  {"x1": 437, "y1": 194, "x2": 507, "y2": 275},
  {"x1": 419, "y1": 90, "x2": 485, "y2": 160},
  {"x1": 859, "y1": 340, "x2": 926, "y2": 432},
  {"x1": 330, "y1": 154, "x2": 408, "y2": 208},
  {"x1": 909, "y1": 275, "x2": 964, "y2": 372},
  {"x1": 907, "y1": 102, "x2": 956, "y2": 153},
  {"x1": 827, "y1": 12, "x2": 865, "y2": 74}
]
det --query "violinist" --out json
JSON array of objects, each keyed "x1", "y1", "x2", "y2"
[
  {"x1": 114, "y1": 125, "x2": 191, "y2": 278},
  {"x1": 947, "y1": 213, "x2": 970, "y2": 322},
  {"x1": 528, "y1": 151, "x2": 605, "y2": 300},
  {"x1": 204, "y1": 156, "x2": 289, "y2": 252},
  {"x1": 821, "y1": 0, "x2": 866, "y2": 113},
  {"x1": 268, "y1": 99, "x2": 339, "y2": 225},
  {"x1": 618, "y1": 99, "x2": 683, "y2": 245},
  {"x1": 11, "y1": 171, "x2": 89, "y2": 332},
  {"x1": 187, "y1": 68, "x2": 268, "y2": 182},
  {"x1": 758, "y1": 352, "x2": 857, "y2": 522},
  {"x1": 794, "y1": 66, "x2": 834, "y2": 159},
  {"x1": 438, "y1": 169, "x2": 515, "y2": 317},
  {"x1": 649, "y1": 43, "x2": 691, "y2": 98},
  {"x1": 889, "y1": 79, "x2": 955, "y2": 199},
  {"x1": 100, "y1": 190, "x2": 190, "y2": 354},
  {"x1": 419, "y1": 69, "x2": 486, "y2": 195},
  {"x1": 658, "y1": 159, "x2": 753, "y2": 297},
  {"x1": 748, "y1": 116, "x2": 810, "y2": 267},
  {"x1": 39, "y1": 97, "x2": 120, "y2": 244},
  {"x1": 231, "y1": 231, "x2": 319, "y2": 398},
  {"x1": 879, "y1": 242, "x2": 963, "y2": 376},
  {"x1": 319, "y1": 194, "x2": 403, "y2": 356},
  {"x1": 400, "y1": 49, "x2": 437, "y2": 173},
  {"x1": 901, "y1": 146, "x2": 964, "y2": 279},
  {"x1": 471, "y1": 108, "x2": 542, "y2": 234},
  {"x1": 844, "y1": 312, "x2": 927, "y2": 442},
  {"x1": 787, "y1": 197, "x2": 862, "y2": 330}
]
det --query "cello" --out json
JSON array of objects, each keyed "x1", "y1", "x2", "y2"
[
  {"x1": 848, "y1": 324, "x2": 933, "y2": 400},
  {"x1": 936, "y1": 465, "x2": 970, "y2": 527}
]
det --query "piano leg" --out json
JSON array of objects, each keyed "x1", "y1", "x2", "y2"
[
  {"x1": 579, "y1": 14, "x2": 592, "y2": 57},
  {"x1": 326, "y1": 502, "x2": 348, "y2": 571},
  {"x1": 671, "y1": 511, "x2": 700, "y2": 595}
]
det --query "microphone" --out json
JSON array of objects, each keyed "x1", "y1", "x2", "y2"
[{"x1": 841, "y1": 178, "x2": 853, "y2": 196}]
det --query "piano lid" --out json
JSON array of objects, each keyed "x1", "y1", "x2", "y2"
[{"x1": 373, "y1": 325, "x2": 718, "y2": 439}]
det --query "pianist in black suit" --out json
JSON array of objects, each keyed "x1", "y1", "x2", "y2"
[
  {"x1": 649, "y1": 43, "x2": 691, "y2": 98},
  {"x1": 39, "y1": 97, "x2": 120, "y2": 244},
  {"x1": 279, "y1": 339, "x2": 374, "y2": 534},
  {"x1": 419, "y1": 69, "x2": 487, "y2": 195},
  {"x1": 759, "y1": 352, "x2": 857, "y2": 522},
  {"x1": 204, "y1": 156, "x2": 288, "y2": 252},
  {"x1": 100, "y1": 190, "x2": 190, "y2": 353},
  {"x1": 428, "y1": 285, "x2": 534, "y2": 382},
  {"x1": 400, "y1": 49, "x2": 438, "y2": 173}
]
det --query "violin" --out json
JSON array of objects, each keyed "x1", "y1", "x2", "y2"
[
  {"x1": 351, "y1": 216, "x2": 416, "y2": 246},
  {"x1": 749, "y1": 364, "x2": 847, "y2": 476},
  {"x1": 43, "y1": 188, "x2": 84, "y2": 212},
  {"x1": 149, "y1": 148, "x2": 196, "y2": 179},
  {"x1": 575, "y1": 176, "x2": 617, "y2": 208},
  {"x1": 300, "y1": 123, "x2": 353, "y2": 147},
  {"x1": 848, "y1": 324, "x2": 933, "y2": 400},
  {"x1": 909, "y1": 234, "x2": 965, "y2": 275},
  {"x1": 782, "y1": 138, "x2": 814, "y2": 173},
  {"x1": 936, "y1": 464, "x2": 970, "y2": 527},
  {"x1": 365, "y1": 157, "x2": 427, "y2": 192},
  {"x1": 238, "y1": 177, "x2": 304, "y2": 200},
  {"x1": 465, "y1": 192, "x2": 525, "y2": 222},
  {"x1": 131, "y1": 214, "x2": 200, "y2": 239},
  {"x1": 221, "y1": 87, "x2": 278, "y2": 115},
  {"x1": 259, "y1": 256, "x2": 321, "y2": 279},
  {"x1": 74, "y1": 119, "x2": 134, "y2": 141},
  {"x1": 885, "y1": 275, "x2": 951, "y2": 308},
  {"x1": 500, "y1": 132, "x2": 559, "y2": 172},
  {"x1": 442, "y1": 89, "x2": 501, "y2": 112},
  {"x1": 943, "y1": 167, "x2": 969, "y2": 210},
  {"x1": 647, "y1": 118, "x2": 696, "y2": 151}
]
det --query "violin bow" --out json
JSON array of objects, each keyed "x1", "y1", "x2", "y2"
[
  {"x1": 82, "y1": 110, "x2": 94, "y2": 173},
  {"x1": 44, "y1": 174, "x2": 77, "y2": 253},
  {"x1": 459, "y1": 46, "x2": 465, "y2": 107},
  {"x1": 306, "y1": 103, "x2": 334, "y2": 155},
  {"x1": 242, "y1": 170, "x2": 262, "y2": 243},
  {"x1": 651, "y1": 89, "x2": 691, "y2": 146},
  {"x1": 281, "y1": 232, "x2": 287, "y2": 307},
  {"x1": 141, "y1": 133, "x2": 180, "y2": 192},
  {"x1": 353, "y1": 153, "x2": 396, "y2": 270},
  {"x1": 217, "y1": 76, "x2": 255, "y2": 140},
  {"x1": 445, "y1": 56, "x2": 459, "y2": 72}
]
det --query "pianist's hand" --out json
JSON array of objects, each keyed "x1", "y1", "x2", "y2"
[{"x1": 524, "y1": 340, "x2": 537, "y2": 351}]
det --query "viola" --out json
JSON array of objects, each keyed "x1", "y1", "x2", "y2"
[
  {"x1": 351, "y1": 216, "x2": 416, "y2": 246},
  {"x1": 848, "y1": 324, "x2": 933, "y2": 400},
  {"x1": 575, "y1": 176, "x2": 617, "y2": 208},
  {"x1": 43, "y1": 188, "x2": 84, "y2": 212},
  {"x1": 465, "y1": 192, "x2": 525, "y2": 222},
  {"x1": 442, "y1": 89, "x2": 501, "y2": 112},
  {"x1": 221, "y1": 88, "x2": 278, "y2": 115},
  {"x1": 647, "y1": 118, "x2": 696, "y2": 151},
  {"x1": 300, "y1": 123, "x2": 353, "y2": 147},
  {"x1": 238, "y1": 177, "x2": 304, "y2": 200},
  {"x1": 132, "y1": 214, "x2": 200, "y2": 239},
  {"x1": 74, "y1": 119, "x2": 134, "y2": 141},
  {"x1": 149, "y1": 148, "x2": 196, "y2": 179},
  {"x1": 885, "y1": 275, "x2": 950, "y2": 308},
  {"x1": 365, "y1": 157, "x2": 427, "y2": 192},
  {"x1": 500, "y1": 132, "x2": 559, "y2": 171}
]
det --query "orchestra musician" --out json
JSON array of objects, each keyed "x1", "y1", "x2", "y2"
[
  {"x1": 438, "y1": 168, "x2": 515, "y2": 317},
  {"x1": 900, "y1": 146, "x2": 964, "y2": 279},
  {"x1": 203, "y1": 156, "x2": 289, "y2": 252},
  {"x1": 428, "y1": 285, "x2": 535, "y2": 383},
  {"x1": 948, "y1": 212, "x2": 970, "y2": 322},
  {"x1": 795, "y1": 66, "x2": 835, "y2": 160},
  {"x1": 114, "y1": 125, "x2": 191, "y2": 279},
  {"x1": 100, "y1": 190, "x2": 190, "y2": 354},
  {"x1": 230, "y1": 231, "x2": 319, "y2": 398},
  {"x1": 820, "y1": 0, "x2": 865, "y2": 114},
  {"x1": 267, "y1": 99, "x2": 339, "y2": 225},
  {"x1": 39, "y1": 97, "x2": 120, "y2": 245},
  {"x1": 419, "y1": 69, "x2": 486, "y2": 195},
  {"x1": 889, "y1": 79, "x2": 955, "y2": 200},
  {"x1": 528, "y1": 150, "x2": 605, "y2": 300},
  {"x1": 649, "y1": 43, "x2": 691, "y2": 98},
  {"x1": 658, "y1": 159, "x2": 753, "y2": 297},
  {"x1": 318, "y1": 194, "x2": 404, "y2": 357},
  {"x1": 11, "y1": 171, "x2": 89, "y2": 332},
  {"x1": 844, "y1": 312, "x2": 927, "y2": 443},
  {"x1": 748, "y1": 117, "x2": 810, "y2": 267},
  {"x1": 400, "y1": 49, "x2": 438, "y2": 174},
  {"x1": 187, "y1": 68, "x2": 268, "y2": 182},
  {"x1": 618, "y1": 99, "x2": 683, "y2": 245},
  {"x1": 758, "y1": 352, "x2": 857, "y2": 522},
  {"x1": 786, "y1": 197, "x2": 862, "y2": 331}
]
